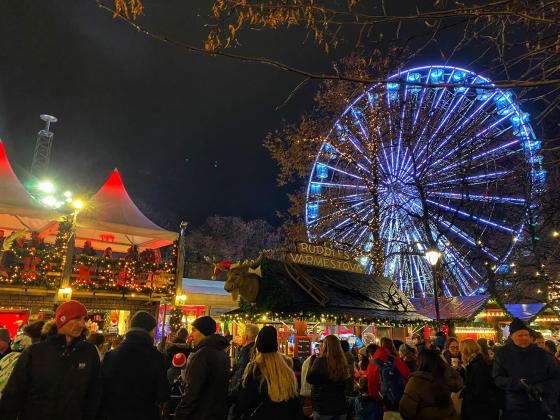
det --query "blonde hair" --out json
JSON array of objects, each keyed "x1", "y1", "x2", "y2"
[
  {"x1": 322, "y1": 335, "x2": 350, "y2": 382},
  {"x1": 460, "y1": 339, "x2": 481, "y2": 364},
  {"x1": 243, "y1": 350, "x2": 298, "y2": 402}
]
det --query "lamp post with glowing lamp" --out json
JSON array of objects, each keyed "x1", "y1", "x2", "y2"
[
  {"x1": 425, "y1": 247, "x2": 442, "y2": 322},
  {"x1": 59, "y1": 199, "x2": 86, "y2": 296}
]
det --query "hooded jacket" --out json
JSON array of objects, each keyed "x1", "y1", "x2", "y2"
[
  {"x1": 175, "y1": 334, "x2": 230, "y2": 420},
  {"x1": 367, "y1": 347, "x2": 410, "y2": 405},
  {"x1": 399, "y1": 371, "x2": 460, "y2": 420},
  {"x1": 100, "y1": 328, "x2": 170, "y2": 420},
  {"x1": 493, "y1": 340, "x2": 560, "y2": 420},
  {"x1": 0, "y1": 333, "x2": 101, "y2": 420}
]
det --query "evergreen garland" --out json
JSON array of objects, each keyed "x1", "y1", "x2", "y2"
[{"x1": 169, "y1": 307, "x2": 183, "y2": 335}]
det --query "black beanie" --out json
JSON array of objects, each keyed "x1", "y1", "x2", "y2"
[
  {"x1": 256, "y1": 325, "x2": 278, "y2": 353},
  {"x1": 192, "y1": 316, "x2": 216, "y2": 336},
  {"x1": 130, "y1": 311, "x2": 157, "y2": 332},
  {"x1": 509, "y1": 317, "x2": 528, "y2": 335}
]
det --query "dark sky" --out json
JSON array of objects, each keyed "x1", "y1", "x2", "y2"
[{"x1": 0, "y1": 0, "x2": 338, "y2": 229}]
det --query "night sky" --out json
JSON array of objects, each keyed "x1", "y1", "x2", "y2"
[{"x1": 0, "y1": 0, "x2": 340, "y2": 229}]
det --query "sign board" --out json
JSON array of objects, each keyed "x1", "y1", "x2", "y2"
[
  {"x1": 296, "y1": 242, "x2": 353, "y2": 261},
  {"x1": 294, "y1": 335, "x2": 312, "y2": 358},
  {"x1": 285, "y1": 252, "x2": 364, "y2": 273}
]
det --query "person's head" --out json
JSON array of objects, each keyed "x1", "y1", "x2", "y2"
[
  {"x1": 459, "y1": 339, "x2": 481, "y2": 364},
  {"x1": 242, "y1": 324, "x2": 259, "y2": 346},
  {"x1": 544, "y1": 340, "x2": 556, "y2": 355},
  {"x1": 320, "y1": 335, "x2": 349, "y2": 381},
  {"x1": 393, "y1": 339, "x2": 404, "y2": 353},
  {"x1": 23, "y1": 320, "x2": 45, "y2": 344},
  {"x1": 55, "y1": 300, "x2": 88, "y2": 342},
  {"x1": 130, "y1": 311, "x2": 157, "y2": 338},
  {"x1": 84, "y1": 241, "x2": 92, "y2": 249},
  {"x1": 399, "y1": 343, "x2": 416, "y2": 360},
  {"x1": 0, "y1": 328, "x2": 10, "y2": 352},
  {"x1": 191, "y1": 316, "x2": 216, "y2": 346},
  {"x1": 245, "y1": 325, "x2": 298, "y2": 403},
  {"x1": 488, "y1": 339, "x2": 495, "y2": 348},
  {"x1": 366, "y1": 343, "x2": 379, "y2": 360},
  {"x1": 87, "y1": 332, "x2": 105, "y2": 350},
  {"x1": 417, "y1": 349, "x2": 450, "y2": 406},
  {"x1": 380, "y1": 336, "x2": 397, "y2": 355},
  {"x1": 445, "y1": 337, "x2": 460, "y2": 357},
  {"x1": 509, "y1": 318, "x2": 531, "y2": 348},
  {"x1": 534, "y1": 332, "x2": 545, "y2": 349},
  {"x1": 175, "y1": 327, "x2": 189, "y2": 342},
  {"x1": 412, "y1": 333, "x2": 422, "y2": 345},
  {"x1": 340, "y1": 339, "x2": 350, "y2": 353},
  {"x1": 104, "y1": 247, "x2": 113, "y2": 256}
]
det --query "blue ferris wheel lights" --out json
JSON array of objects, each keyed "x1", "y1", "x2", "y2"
[
  {"x1": 310, "y1": 182, "x2": 322, "y2": 196},
  {"x1": 387, "y1": 82, "x2": 400, "y2": 90},
  {"x1": 359, "y1": 256, "x2": 369, "y2": 266},
  {"x1": 523, "y1": 139, "x2": 541, "y2": 152},
  {"x1": 307, "y1": 202, "x2": 319, "y2": 219},
  {"x1": 407, "y1": 72, "x2": 421, "y2": 83},
  {"x1": 452, "y1": 71, "x2": 466, "y2": 82},
  {"x1": 316, "y1": 163, "x2": 328, "y2": 179},
  {"x1": 430, "y1": 68, "x2": 444, "y2": 83}
]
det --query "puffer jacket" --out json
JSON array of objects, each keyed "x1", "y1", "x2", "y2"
[
  {"x1": 461, "y1": 353, "x2": 498, "y2": 420},
  {"x1": 306, "y1": 356, "x2": 349, "y2": 415},
  {"x1": 0, "y1": 334, "x2": 101, "y2": 420},
  {"x1": 493, "y1": 341, "x2": 560, "y2": 420},
  {"x1": 399, "y1": 371, "x2": 461, "y2": 420},
  {"x1": 175, "y1": 334, "x2": 230, "y2": 420}
]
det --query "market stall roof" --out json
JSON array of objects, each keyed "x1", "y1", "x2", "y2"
[
  {"x1": 0, "y1": 140, "x2": 58, "y2": 234},
  {"x1": 74, "y1": 169, "x2": 177, "y2": 252},
  {"x1": 410, "y1": 295, "x2": 491, "y2": 320},
  {"x1": 504, "y1": 303, "x2": 547, "y2": 322},
  {"x1": 231, "y1": 258, "x2": 428, "y2": 323},
  {"x1": 182, "y1": 278, "x2": 230, "y2": 296}
]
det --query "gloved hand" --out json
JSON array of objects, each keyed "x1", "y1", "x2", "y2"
[{"x1": 520, "y1": 379, "x2": 542, "y2": 401}]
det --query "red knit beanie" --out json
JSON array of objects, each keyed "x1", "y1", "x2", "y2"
[
  {"x1": 55, "y1": 300, "x2": 88, "y2": 329},
  {"x1": 172, "y1": 352, "x2": 187, "y2": 368}
]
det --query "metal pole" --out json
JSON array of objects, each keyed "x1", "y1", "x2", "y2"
[{"x1": 433, "y1": 263, "x2": 441, "y2": 322}]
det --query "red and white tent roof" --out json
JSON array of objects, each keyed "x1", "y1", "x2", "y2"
[
  {"x1": 75, "y1": 169, "x2": 177, "y2": 252},
  {"x1": 0, "y1": 140, "x2": 57, "y2": 235}
]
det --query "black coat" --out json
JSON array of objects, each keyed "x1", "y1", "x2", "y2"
[
  {"x1": 175, "y1": 334, "x2": 230, "y2": 420},
  {"x1": 230, "y1": 342, "x2": 255, "y2": 394},
  {"x1": 461, "y1": 354, "x2": 498, "y2": 420},
  {"x1": 306, "y1": 356, "x2": 349, "y2": 415},
  {"x1": 493, "y1": 341, "x2": 560, "y2": 420},
  {"x1": 100, "y1": 329, "x2": 170, "y2": 420},
  {"x1": 232, "y1": 364, "x2": 302, "y2": 420},
  {"x1": 0, "y1": 334, "x2": 101, "y2": 420}
]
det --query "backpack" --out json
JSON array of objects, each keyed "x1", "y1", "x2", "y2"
[
  {"x1": 373, "y1": 354, "x2": 405, "y2": 410},
  {"x1": 164, "y1": 376, "x2": 185, "y2": 418}
]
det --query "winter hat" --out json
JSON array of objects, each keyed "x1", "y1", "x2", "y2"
[
  {"x1": 192, "y1": 316, "x2": 216, "y2": 336},
  {"x1": 172, "y1": 352, "x2": 187, "y2": 368},
  {"x1": 509, "y1": 317, "x2": 529, "y2": 336},
  {"x1": 0, "y1": 328, "x2": 10, "y2": 344},
  {"x1": 256, "y1": 325, "x2": 278, "y2": 353},
  {"x1": 55, "y1": 300, "x2": 88, "y2": 329},
  {"x1": 130, "y1": 311, "x2": 157, "y2": 333}
]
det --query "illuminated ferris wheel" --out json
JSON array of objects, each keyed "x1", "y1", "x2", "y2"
[{"x1": 305, "y1": 65, "x2": 545, "y2": 297}]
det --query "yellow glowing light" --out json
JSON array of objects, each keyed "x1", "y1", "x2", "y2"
[{"x1": 72, "y1": 200, "x2": 84, "y2": 209}]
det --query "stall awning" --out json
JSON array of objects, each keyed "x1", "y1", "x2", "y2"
[
  {"x1": 182, "y1": 278, "x2": 230, "y2": 296},
  {"x1": 74, "y1": 169, "x2": 177, "y2": 252},
  {"x1": 410, "y1": 295, "x2": 491, "y2": 321},
  {"x1": 504, "y1": 303, "x2": 547, "y2": 322}
]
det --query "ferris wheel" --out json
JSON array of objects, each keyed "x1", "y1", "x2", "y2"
[{"x1": 305, "y1": 65, "x2": 545, "y2": 297}]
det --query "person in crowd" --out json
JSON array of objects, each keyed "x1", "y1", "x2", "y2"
[
  {"x1": 399, "y1": 349, "x2": 463, "y2": 420},
  {"x1": 306, "y1": 334, "x2": 350, "y2": 420},
  {"x1": 0, "y1": 327, "x2": 35, "y2": 394},
  {"x1": 476, "y1": 338, "x2": 493, "y2": 363},
  {"x1": 82, "y1": 241, "x2": 97, "y2": 256},
  {"x1": 493, "y1": 317, "x2": 560, "y2": 420},
  {"x1": 233, "y1": 325, "x2": 301, "y2": 420},
  {"x1": 353, "y1": 345, "x2": 380, "y2": 420},
  {"x1": 544, "y1": 340, "x2": 557, "y2": 357},
  {"x1": 0, "y1": 230, "x2": 5, "y2": 251},
  {"x1": 399, "y1": 343, "x2": 417, "y2": 373},
  {"x1": 87, "y1": 332, "x2": 105, "y2": 360},
  {"x1": 441, "y1": 337, "x2": 462, "y2": 370},
  {"x1": 103, "y1": 247, "x2": 113, "y2": 259},
  {"x1": 0, "y1": 300, "x2": 101, "y2": 420},
  {"x1": 165, "y1": 353, "x2": 187, "y2": 419},
  {"x1": 380, "y1": 336, "x2": 398, "y2": 355},
  {"x1": 166, "y1": 327, "x2": 191, "y2": 368},
  {"x1": 0, "y1": 329, "x2": 11, "y2": 360},
  {"x1": 340, "y1": 339, "x2": 356, "y2": 373},
  {"x1": 125, "y1": 245, "x2": 139, "y2": 261},
  {"x1": 100, "y1": 311, "x2": 169, "y2": 420},
  {"x1": 230, "y1": 324, "x2": 259, "y2": 395},
  {"x1": 459, "y1": 339, "x2": 498, "y2": 420},
  {"x1": 412, "y1": 333, "x2": 426, "y2": 352},
  {"x1": 175, "y1": 316, "x2": 230, "y2": 420},
  {"x1": 434, "y1": 331, "x2": 447, "y2": 352},
  {"x1": 534, "y1": 331, "x2": 545, "y2": 349},
  {"x1": 29, "y1": 232, "x2": 45, "y2": 250},
  {"x1": 300, "y1": 351, "x2": 317, "y2": 417},
  {"x1": 23, "y1": 320, "x2": 44, "y2": 345},
  {"x1": 367, "y1": 337, "x2": 410, "y2": 414},
  {"x1": 392, "y1": 339, "x2": 404, "y2": 354}
]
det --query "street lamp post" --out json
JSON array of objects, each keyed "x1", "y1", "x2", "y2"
[{"x1": 425, "y1": 247, "x2": 442, "y2": 322}]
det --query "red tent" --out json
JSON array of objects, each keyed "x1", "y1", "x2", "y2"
[
  {"x1": 74, "y1": 169, "x2": 177, "y2": 252},
  {"x1": 0, "y1": 140, "x2": 58, "y2": 237}
]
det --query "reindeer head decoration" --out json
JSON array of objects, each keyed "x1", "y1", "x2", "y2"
[{"x1": 223, "y1": 259, "x2": 262, "y2": 303}]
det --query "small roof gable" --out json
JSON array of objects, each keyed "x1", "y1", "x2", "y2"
[
  {"x1": 410, "y1": 295, "x2": 491, "y2": 320},
  {"x1": 504, "y1": 303, "x2": 547, "y2": 322}
]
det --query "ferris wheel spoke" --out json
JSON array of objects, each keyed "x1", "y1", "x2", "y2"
[
  {"x1": 336, "y1": 122, "x2": 373, "y2": 166},
  {"x1": 323, "y1": 164, "x2": 366, "y2": 181},
  {"x1": 426, "y1": 199, "x2": 515, "y2": 234},
  {"x1": 427, "y1": 191, "x2": 526, "y2": 205},
  {"x1": 427, "y1": 170, "x2": 511, "y2": 187},
  {"x1": 318, "y1": 202, "x2": 375, "y2": 239},
  {"x1": 312, "y1": 197, "x2": 374, "y2": 226}
]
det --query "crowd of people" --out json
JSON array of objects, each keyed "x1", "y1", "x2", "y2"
[{"x1": 0, "y1": 300, "x2": 558, "y2": 420}]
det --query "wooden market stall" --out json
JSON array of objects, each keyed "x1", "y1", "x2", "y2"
[{"x1": 504, "y1": 303, "x2": 560, "y2": 339}]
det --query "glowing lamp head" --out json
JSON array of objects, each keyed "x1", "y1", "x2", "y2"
[
  {"x1": 63, "y1": 191, "x2": 72, "y2": 198},
  {"x1": 38, "y1": 181, "x2": 55, "y2": 193},
  {"x1": 42, "y1": 195, "x2": 57, "y2": 207},
  {"x1": 425, "y1": 248, "x2": 442, "y2": 266},
  {"x1": 72, "y1": 200, "x2": 84, "y2": 210}
]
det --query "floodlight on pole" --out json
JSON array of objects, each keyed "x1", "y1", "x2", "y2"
[
  {"x1": 425, "y1": 248, "x2": 442, "y2": 266},
  {"x1": 72, "y1": 200, "x2": 84, "y2": 210},
  {"x1": 38, "y1": 181, "x2": 55, "y2": 193}
]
